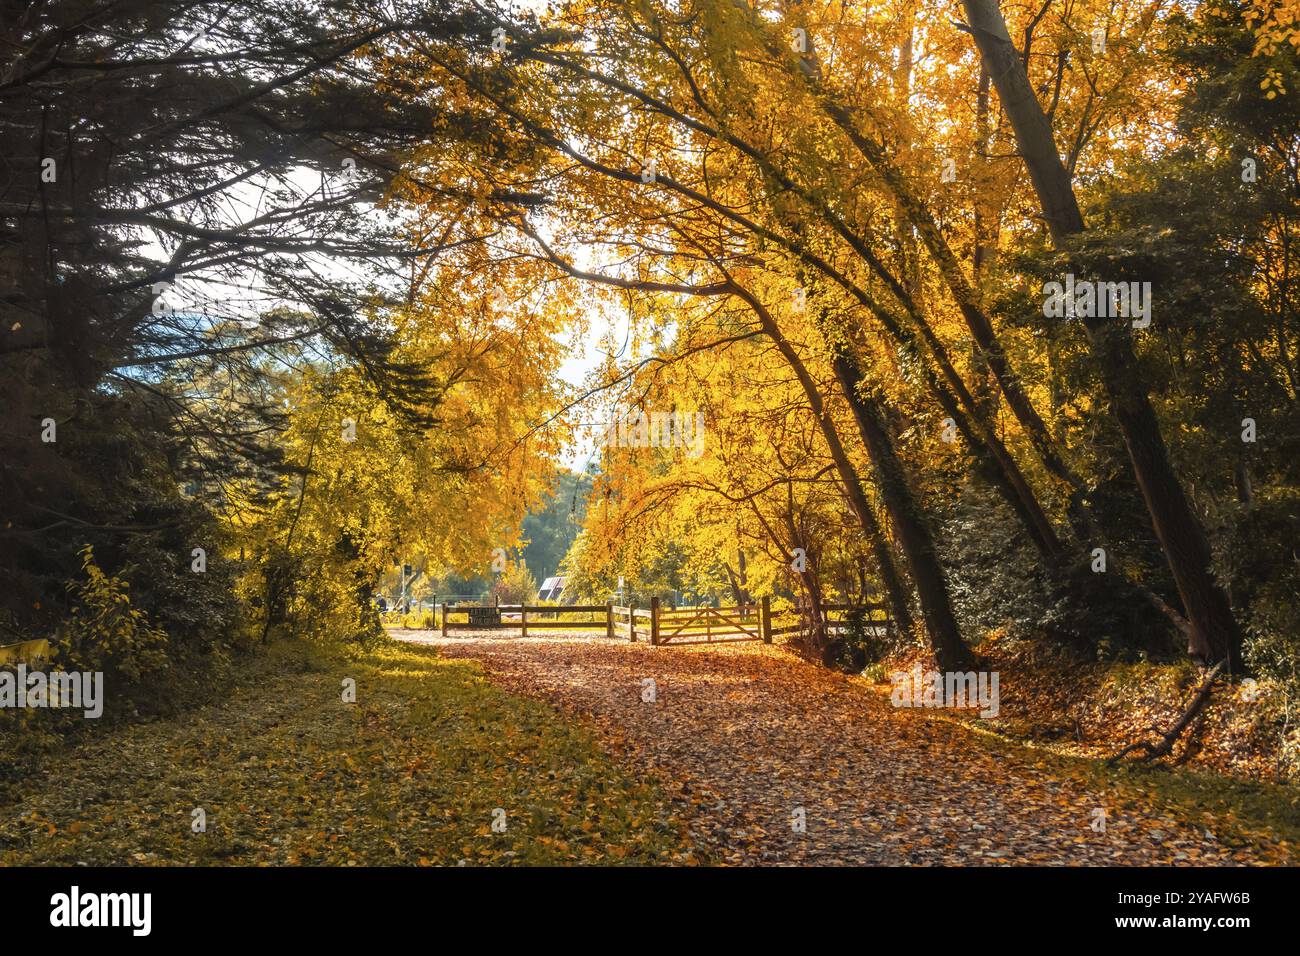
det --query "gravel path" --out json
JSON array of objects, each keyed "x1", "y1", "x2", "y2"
[{"x1": 401, "y1": 630, "x2": 1293, "y2": 865}]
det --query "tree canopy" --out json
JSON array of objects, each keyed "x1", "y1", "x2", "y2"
[{"x1": 2, "y1": 0, "x2": 1297, "y2": 715}]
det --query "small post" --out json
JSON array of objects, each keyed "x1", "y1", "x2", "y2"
[
  {"x1": 521, "y1": 604, "x2": 528, "y2": 639},
  {"x1": 629, "y1": 603, "x2": 637, "y2": 642},
  {"x1": 441, "y1": 602, "x2": 449, "y2": 634},
  {"x1": 605, "y1": 601, "x2": 614, "y2": 640},
  {"x1": 761, "y1": 596, "x2": 772, "y2": 644},
  {"x1": 650, "y1": 596, "x2": 660, "y2": 646}
]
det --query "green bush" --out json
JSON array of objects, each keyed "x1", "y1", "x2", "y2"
[
  {"x1": 833, "y1": 607, "x2": 897, "y2": 673},
  {"x1": 2, "y1": 545, "x2": 181, "y2": 739},
  {"x1": 381, "y1": 609, "x2": 437, "y2": 629},
  {"x1": 63, "y1": 545, "x2": 171, "y2": 684}
]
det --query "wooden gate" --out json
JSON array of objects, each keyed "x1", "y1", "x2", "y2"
[
  {"x1": 610, "y1": 598, "x2": 773, "y2": 645},
  {"x1": 436, "y1": 597, "x2": 887, "y2": 647},
  {"x1": 656, "y1": 604, "x2": 762, "y2": 645}
]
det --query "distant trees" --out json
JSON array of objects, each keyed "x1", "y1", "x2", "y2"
[{"x1": 523, "y1": 470, "x2": 592, "y2": 584}]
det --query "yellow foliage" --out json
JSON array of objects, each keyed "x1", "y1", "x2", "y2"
[{"x1": 64, "y1": 546, "x2": 170, "y2": 684}]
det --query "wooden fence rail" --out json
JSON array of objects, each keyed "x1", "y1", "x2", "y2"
[
  {"x1": 766, "y1": 602, "x2": 891, "y2": 639},
  {"x1": 435, "y1": 596, "x2": 889, "y2": 646},
  {"x1": 442, "y1": 604, "x2": 612, "y2": 637}
]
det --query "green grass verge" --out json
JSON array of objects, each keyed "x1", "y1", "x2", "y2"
[
  {"x1": 0, "y1": 638, "x2": 698, "y2": 866},
  {"x1": 948, "y1": 712, "x2": 1300, "y2": 857}
]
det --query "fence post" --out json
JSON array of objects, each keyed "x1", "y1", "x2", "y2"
[
  {"x1": 629, "y1": 603, "x2": 637, "y2": 642},
  {"x1": 441, "y1": 602, "x2": 449, "y2": 635},
  {"x1": 761, "y1": 596, "x2": 772, "y2": 644},
  {"x1": 650, "y1": 596, "x2": 660, "y2": 646},
  {"x1": 605, "y1": 601, "x2": 614, "y2": 640},
  {"x1": 521, "y1": 605, "x2": 528, "y2": 639}
]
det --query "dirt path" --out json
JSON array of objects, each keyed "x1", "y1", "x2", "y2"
[{"x1": 403, "y1": 631, "x2": 1295, "y2": 866}]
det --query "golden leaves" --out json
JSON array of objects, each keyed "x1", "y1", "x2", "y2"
[{"x1": 0, "y1": 639, "x2": 691, "y2": 866}]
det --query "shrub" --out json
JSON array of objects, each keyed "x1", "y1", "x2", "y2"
[
  {"x1": 833, "y1": 607, "x2": 896, "y2": 673},
  {"x1": 488, "y1": 561, "x2": 537, "y2": 606},
  {"x1": 398, "y1": 611, "x2": 436, "y2": 629},
  {"x1": 66, "y1": 546, "x2": 169, "y2": 676}
]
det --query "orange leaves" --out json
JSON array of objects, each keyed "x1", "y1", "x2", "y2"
[{"x1": 428, "y1": 632, "x2": 1299, "y2": 865}]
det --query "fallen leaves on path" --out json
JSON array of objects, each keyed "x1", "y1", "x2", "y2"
[{"x1": 412, "y1": 631, "x2": 1297, "y2": 866}]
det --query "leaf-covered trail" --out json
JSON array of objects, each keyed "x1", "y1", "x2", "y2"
[{"x1": 406, "y1": 632, "x2": 1295, "y2": 865}]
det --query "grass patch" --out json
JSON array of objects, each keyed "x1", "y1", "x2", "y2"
[
  {"x1": 929, "y1": 706, "x2": 1300, "y2": 858},
  {"x1": 0, "y1": 637, "x2": 698, "y2": 866},
  {"x1": 1082, "y1": 758, "x2": 1300, "y2": 852}
]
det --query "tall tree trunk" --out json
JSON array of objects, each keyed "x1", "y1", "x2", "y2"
[
  {"x1": 728, "y1": 280, "x2": 974, "y2": 671},
  {"x1": 756, "y1": 8, "x2": 1089, "y2": 500},
  {"x1": 959, "y1": 0, "x2": 1243, "y2": 668},
  {"x1": 971, "y1": 64, "x2": 1002, "y2": 417},
  {"x1": 973, "y1": 64, "x2": 998, "y2": 292},
  {"x1": 782, "y1": 509, "x2": 830, "y2": 654},
  {"x1": 830, "y1": 350, "x2": 974, "y2": 673},
  {"x1": 740, "y1": 290, "x2": 918, "y2": 641}
]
